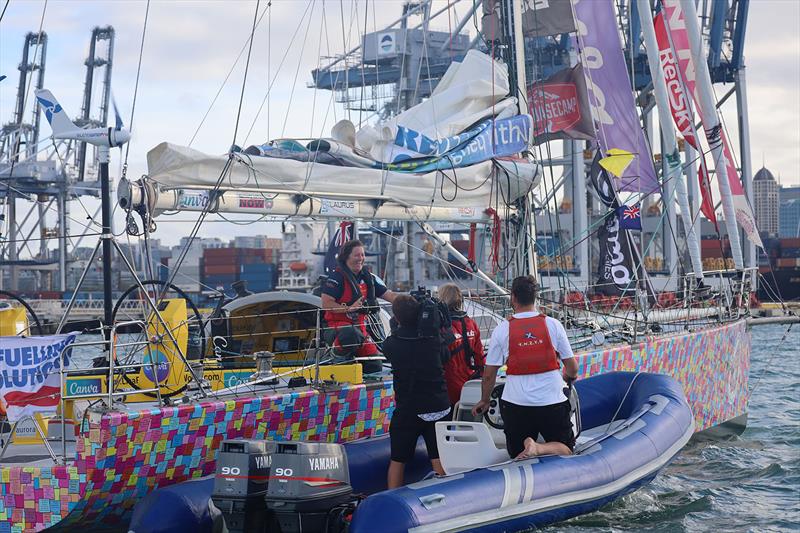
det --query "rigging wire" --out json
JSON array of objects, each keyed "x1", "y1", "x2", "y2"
[
  {"x1": 188, "y1": 1, "x2": 272, "y2": 147},
  {"x1": 122, "y1": 0, "x2": 150, "y2": 172}
]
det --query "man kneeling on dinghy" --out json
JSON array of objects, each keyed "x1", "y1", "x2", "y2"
[
  {"x1": 383, "y1": 294, "x2": 450, "y2": 488},
  {"x1": 472, "y1": 276, "x2": 579, "y2": 459}
]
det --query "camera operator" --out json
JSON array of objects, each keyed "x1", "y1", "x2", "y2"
[
  {"x1": 383, "y1": 294, "x2": 450, "y2": 488},
  {"x1": 321, "y1": 239, "x2": 398, "y2": 373}
]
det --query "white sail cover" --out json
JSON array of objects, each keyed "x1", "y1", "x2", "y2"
[
  {"x1": 145, "y1": 50, "x2": 537, "y2": 209},
  {"x1": 146, "y1": 142, "x2": 539, "y2": 208},
  {"x1": 356, "y1": 50, "x2": 515, "y2": 162}
]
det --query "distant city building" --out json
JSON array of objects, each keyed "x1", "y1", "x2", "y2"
[
  {"x1": 780, "y1": 198, "x2": 800, "y2": 238},
  {"x1": 753, "y1": 167, "x2": 780, "y2": 237},
  {"x1": 781, "y1": 185, "x2": 800, "y2": 203}
]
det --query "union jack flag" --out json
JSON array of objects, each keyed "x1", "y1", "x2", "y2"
[
  {"x1": 616, "y1": 204, "x2": 642, "y2": 230},
  {"x1": 324, "y1": 222, "x2": 354, "y2": 274}
]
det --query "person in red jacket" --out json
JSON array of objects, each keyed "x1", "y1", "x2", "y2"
[
  {"x1": 321, "y1": 239, "x2": 398, "y2": 373},
  {"x1": 438, "y1": 283, "x2": 485, "y2": 409}
]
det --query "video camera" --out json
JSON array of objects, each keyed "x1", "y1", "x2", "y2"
[{"x1": 409, "y1": 286, "x2": 453, "y2": 340}]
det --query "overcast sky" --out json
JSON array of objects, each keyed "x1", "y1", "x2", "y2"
[{"x1": 1, "y1": 0, "x2": 798, "y2": 246}]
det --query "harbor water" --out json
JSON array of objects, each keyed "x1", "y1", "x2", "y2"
[{"x1": 549, "y1": 323, "x2": 800, "y2": 532}]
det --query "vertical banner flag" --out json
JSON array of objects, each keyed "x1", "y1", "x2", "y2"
[
  {"x1": 324, "y1": 221, "x2": 354, "y2": 275},
  {"x1": 0, "y1": 334, "x2": 77, "y2": 423},
  {"x1": 660, "y1": 0, "x2": 762, "y2": 247},
  {"x1": 573, "y1": 0, "x2": 660, "y2": 194},
  {"x1": 653, "y1": 10, "x2": 717, "y2": 226},
  {"x1": 482, "y1": 0, "x2": 576, "y2": 39},
  {"x1": 590, "y1": 155, "x2": 638, "y2": 295},
  {"x1": 528, "y1": 64, "x2": 595, "y2": 143}
]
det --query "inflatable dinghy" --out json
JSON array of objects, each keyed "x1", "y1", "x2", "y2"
[{"x1": 130, "y1": 372, "x2": 693, "y2": 532}]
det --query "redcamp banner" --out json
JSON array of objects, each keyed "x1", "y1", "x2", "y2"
[{"x1": 528, "y1": 64, "x2": 594, "y2": 144}]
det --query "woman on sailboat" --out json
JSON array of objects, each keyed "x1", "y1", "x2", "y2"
[
  {"x1": 321, "y1": 239, "x2": 399, "y2": 373},
  {"x1": 438, "y1": 283, "x2": 485, "y2": 408}
]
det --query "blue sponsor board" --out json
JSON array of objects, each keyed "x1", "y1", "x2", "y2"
[
  {"x1": 224, "y1": 371, "x2": 254, "y2": 388},
  {"x1": 388, "y1": 115, "x2": 532, "y2": 172},
  {"x1": 66, "y1": 377, "x2": 103, "y2": 396}
]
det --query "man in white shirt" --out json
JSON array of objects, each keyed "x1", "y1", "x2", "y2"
[{"x1": 472, "y1": 276, "x2": 579, "y2": 459}]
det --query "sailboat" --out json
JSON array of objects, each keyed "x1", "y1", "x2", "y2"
[{"x1": 0, "y1": 0, "x2": 768, "y2": 530}]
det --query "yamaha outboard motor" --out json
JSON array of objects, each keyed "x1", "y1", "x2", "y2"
[
  {"x1": 212, "y1": 439, "x2": 276, "y2": 533},
  {"x1": 265, "y1": 441, "x2": 353, "y2": 532},
  {"x1": 214, "y1": 439, "x2": 354, "y2": 533}
]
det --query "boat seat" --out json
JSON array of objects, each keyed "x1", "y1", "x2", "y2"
[{"x1": 435, "y1": 421, "x2": 509, "y2": 475}]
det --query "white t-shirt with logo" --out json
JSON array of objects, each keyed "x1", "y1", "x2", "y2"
[{"x1": 485, "y1": 310, "x2": 575, "y2": 406}]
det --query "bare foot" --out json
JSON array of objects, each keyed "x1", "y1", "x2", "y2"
[{"x1": 515, "y1": 437, "x2": 539, "y2": 459}]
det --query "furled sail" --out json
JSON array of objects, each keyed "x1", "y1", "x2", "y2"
[{"x1": 134, "y1": 50, "x2": 541, "y2": 221}]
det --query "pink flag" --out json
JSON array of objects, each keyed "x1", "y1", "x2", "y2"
[
  {"x1": 653, "y1": 11, "x2": 716, "y2": 226},
  {"x1": 660, "y1": 0, "x2": 763, "y2": 247}
]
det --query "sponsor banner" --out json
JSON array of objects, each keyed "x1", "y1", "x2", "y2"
[
  {"x1": 573, "y1": 0, "x2": 660, "y2": 194},
  {"x1": 453, "y1": 207, "x2": 478, "y2": 219},
  {"x1": 389, "y1": 115, "x2": 532, "y2": 172},
  {"x1": 660, "y1": 0, "x2": 762, "y2": 247},
  {"x1": 178, "y1": 190, "x2": 210, "y2": 210},
  {"x1": 528, "y1": 64, "x2": 594, "y2": 143},
  {"x1": 653, "y1": 10, "x2": 717, "y2": 225},
  {"x1": 0, "y1": 334, "x2": 77, "y2": 422},
  {"x1": 67, "y1": 377, "x2": 103, "y2": 396},
  {"x1": 238, "y1": 195, "x2": 273, "y2": 210},
  {"x1": 596, "y1": 212, "x2": 637, "y2": 295},
  {"x1": 482, "y1": 0, "x2": 576, "y2": 39},
  {"x1": 320, "y1": 199, "x2": 358, "y2": 216}
]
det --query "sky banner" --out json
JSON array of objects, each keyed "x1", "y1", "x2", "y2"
[
  {"x1": 528, "y1": 64, "x2": 594, "y2": 143},
  {"x1": 0, "y1": 334, "x2": 77, "y2": 423},
  {"x1": 482, "y1": 0, "x2": 576, "y2": 39},
  {"x1": 573, "y1": 0, "x2": 660, "y2": 194},
  {"x1": 660, "y1": 0, "x2": 762, "y2": 247},
  {"x1": 654, "y1": 10, "x2": 717, "y2": 225},
  {"x1": 596, "y1": 211, "x2": 638, "y2": 295}
]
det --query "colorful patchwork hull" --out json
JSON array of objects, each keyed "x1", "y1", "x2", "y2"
[{"x1": 0, "y1": 320, "x2": 750, "y2": 532}]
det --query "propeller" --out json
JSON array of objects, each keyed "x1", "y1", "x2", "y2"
[
  {"x1": 111, "y1": 94, "x2": 124, "y2": 131},
  {"x1": 107, "y1": 92, "x2": 131, "y2": 148}
]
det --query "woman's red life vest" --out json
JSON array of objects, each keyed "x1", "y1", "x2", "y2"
[
  {"x1": 506, "y1": 315, "x2": 560, "y2": 375},
  {"x1": 323, "y1": 269, "x2": 370, "y2": 330}
]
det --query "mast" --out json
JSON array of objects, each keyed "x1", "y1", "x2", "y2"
[
  {"x1": 503, "y1": 0, "x2": 538, "y2": 281},
  {"x1": 637, "y1": 0, "x2": 704, "y2": 282},
  {"x1": 678, "y1": 0, "x2": 744, "y2": 270}
]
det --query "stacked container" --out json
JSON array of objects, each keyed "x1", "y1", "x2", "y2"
[{"x1": 201, "y1": 247, "x2": 280, "y2": 292}]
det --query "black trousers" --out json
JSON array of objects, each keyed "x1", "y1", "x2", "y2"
[{"x1": 500, "y1": 399, "x2": 575, "y2": 458}]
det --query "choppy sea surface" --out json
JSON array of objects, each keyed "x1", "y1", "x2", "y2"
[{"x1": 545, "y1": 324, "x2": 800, "y2": 533}]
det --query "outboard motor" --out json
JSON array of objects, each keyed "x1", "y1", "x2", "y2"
[
  {"x1": 214, "y1": 439, "x2": 355, "y2": 533},
  {"x1": 212, "y1": 439, "x2": 276, "y2": 533},
  {"x1": 265, "y1": 441, "x2": 353, "y2": 532}
]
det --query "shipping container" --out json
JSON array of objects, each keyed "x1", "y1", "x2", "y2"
[
  {"x1": 781, "y1": 247, "x2": 800, "y2": 258},
  {"x1": 776, "y1": 258, "x2": 800, "y2": 268},
  {"x1": 204, "y1": 264, "x2": 239, "y2": 275}
]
